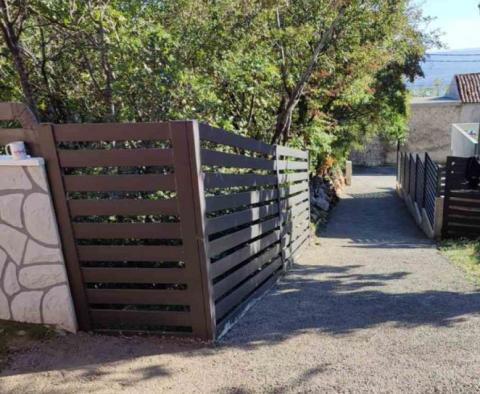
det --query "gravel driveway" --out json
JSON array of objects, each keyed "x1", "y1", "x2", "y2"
[{"x1": 1, "y1": 166, "x2": 480, "y2": 393}]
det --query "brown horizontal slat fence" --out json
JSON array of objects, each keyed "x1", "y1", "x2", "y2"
[
  {"x1": 51, "y1": 121, "x2": 214, "y2": 337},
  {"x1": 0, "y1": 105, "x2": 310, "y2": 340},
  {"x1": 442, "y1": 156, "x2": 480, "y2": 238},
  {"x1": 199, "y1": 124, "x2": 310, "y2": 336}
]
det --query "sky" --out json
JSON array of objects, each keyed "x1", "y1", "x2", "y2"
[{"x1": 418, "y1": 0, "x2": 480, "y2": 50}]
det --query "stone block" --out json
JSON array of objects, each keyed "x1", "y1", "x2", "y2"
[
  {"x1": 26, "y1": 166, "x2": 48, "y2": 192},
  {"x1": 0, "y1": 288, "x2": 10, "y2": 319},
  {"x1": 11, "y1": 291, "x2": 43, "y2": 324},
  {"x1": 4, "y1": 262, "x2": 20, "y2": 296},
  {"x1": 23, "y1": 240, "x2": 63, "y2": 265},
  {"x1": 23, "y1": 193, "x2": 58, "y2": 245},
  {"x1": 42, "y1": 285, "x2": 77, "y2": 332},
  {"x1": 0, "y1": 224, "x2": 27, "y2": 264},
  {"x1": 0, "y1": 167, "x2": 32, "y2": 190},
  {"x1": 19, "y1": 265, "x2": 65, "y2": 289},
  {"x1": 0, "y1": 193, "x2": 24, "y2": 228}
]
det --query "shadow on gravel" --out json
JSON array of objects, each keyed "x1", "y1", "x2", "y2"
[
  {"x1": 222, "y1": 263, "x2": 480, "y2": 345},
  {"x1": 2, "y1": 261, "x2": 479, "y2": 384}
]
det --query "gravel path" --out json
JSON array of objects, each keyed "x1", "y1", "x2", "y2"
[{"x1": 1, "y1": 166, "x2": 480, "y2": 393}]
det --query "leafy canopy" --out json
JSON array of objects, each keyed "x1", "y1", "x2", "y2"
[{"x1": 0, "y1": 0, "x2": 432, "y2": 169}]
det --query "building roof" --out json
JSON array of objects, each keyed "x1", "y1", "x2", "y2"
[{"x1": 455, "y1": 73, "x2": 480, "y2": 103}]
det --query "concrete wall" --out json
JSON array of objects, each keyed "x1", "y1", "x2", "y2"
[
  {"x1": 0, "y1": 158, "x2": 77, "y2": 332},
  {"x1": 349, "y1": 136, "x2": 391, "y2": 167},
  {"x1": 396, "y1": 99, "x2": 480, "y2": 164},
  {"x1": 451, "y1": 123, "x2": 479, "y2": 157}
]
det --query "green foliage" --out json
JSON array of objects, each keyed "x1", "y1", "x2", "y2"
[
  {"x1": 0, "y1": 0, "x2": 431, "y2": 169},
  {"x1": 439, "y1": 240, "x2": 480, "y2": 285}
]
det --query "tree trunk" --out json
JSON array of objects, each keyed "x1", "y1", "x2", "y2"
[
  {"x1": 271, "y1": 5, "x2": 346, "y2": 145},
  {"x1": 0, "y1": 1, "x2": 39, "y2": 120}
]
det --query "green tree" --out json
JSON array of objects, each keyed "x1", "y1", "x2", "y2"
[{"x1": 0, "y1": 0, "x2": 431, "y2": 170}]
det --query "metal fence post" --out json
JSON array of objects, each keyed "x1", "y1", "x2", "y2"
[{"x1": 422, "y1": 154, "x2": 429, "y2": 208}]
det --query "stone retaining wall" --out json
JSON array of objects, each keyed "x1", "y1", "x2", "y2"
[{"x1": 0, "y1": 159, "x2": 77, "y2": 332}]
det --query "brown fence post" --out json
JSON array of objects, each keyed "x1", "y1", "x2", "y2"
[
  {"x1": 35, "y1": 123, "x2": 92, "y2": 330},
  {"x1": 171, "y1": 121, "x2": 216, "y2": 340},
  {"x1": 0, "y1": 102, "x2": 38, "y2": 129}
]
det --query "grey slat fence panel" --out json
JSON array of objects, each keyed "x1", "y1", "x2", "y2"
[
  {"x1": 201, "y1": 149, "x2": 275, "y2": 170},
  {"x1": 199, "y1": 125, "x2": 309, "y2": 338},
  {"x1": 398, "y1": 151, "x2": 442, "y2": 228},
  {"x1": 199, "y1": 124, "x2": 275, "y2": 155},
  {"x1": 424, "y1": 153, "x2": 440, "y2": 226},
  {"x1": 204, "y1": 173, "x2": 277, "y2": 189},
  {"x1": 206, "y1": 203, "x2": 279, "y2": 235},
  {"x1": 409, "y1": 155, "x2": 416, "y2": 198},
  {"x1": 205, "y1": 189, "x2": 278, "y2": 213},
  {"x1": 415, "y1": 154, "x2": 425, "y2": 208}
]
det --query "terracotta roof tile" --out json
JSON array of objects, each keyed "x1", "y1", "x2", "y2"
[{"x1": 455, "y1": 73, "x2": 480, "y2": 103}]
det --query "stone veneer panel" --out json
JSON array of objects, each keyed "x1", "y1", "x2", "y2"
[{"x1": 0, "y1": 160, "x2": 77, "y2": 332}]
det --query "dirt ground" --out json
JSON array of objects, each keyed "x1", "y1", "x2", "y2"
[{"x1": 1, "y1": 167, "x2": 480, "y2": 393}]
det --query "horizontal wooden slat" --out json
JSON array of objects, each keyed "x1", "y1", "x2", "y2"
[
  {"x1": 206, "y1": 203, "x2": 279, "y2": 235},
  {"x1": 81, "y1": 267, "x2": 188, "y2": 283},
  {"x1": 284, "y1": 222, "x2": 309, "y2": 244},
  {"x1": 449, "y1": 191, "x2": 480, "y2": 199},
  {"x1": 284, "y1": 231, "x2": 309, "y2": 260},
  {"x1": 210, "y1": 230, "x2": 280, "y2": 278},
  {"x1": 204, "y1": 173, "x2": 277, "y2": 189},
  {"x1": 276, "y1": 145, "x2": 308, "y2": 160},
  {"x1": 64, "y1": 174, "x2": 176, "y2": 192},
  {"x1": 215, "y1": 257, "x2": 282, "y2": 320},
  {"x1": 73, "y1": 222, "x2": 182, "y2": 239},
  {"x1": 54, "y1": 122, "x2": 171, "y2": 142},
  {"x1": 281, "y1": 191, "x2": 309, "y2": 207},
  {"x1": 0, "y1": 128, "x2": 37, "y2": 145},
  {"x1": 279, "y1": 182, "x2": 309, "y2": 198},
  {"x1": 278, "y1": 172, "x2": 309, "y2": 184},
  {"x1": 445, "y1": 223, "x2": 480, "y2": 233},
  {"x1": 90, "y1": 309, "x2": 191, "y2": 327},
  {"x1": 285, "y1": 213, "x2": 310, "y2": 230},
  {"x1": 208, "y1": 217, "x2": 279, "y2": 257},
  {"x1": 199, "y1": 124, "x2": 275, "y2": 155},
  {"x1": 277, "y1": 160, "x2": 309, "y2": 171},
  {"x1": 78, "y1": 245, "x2": 183, "y2": 262},
  {"x1": 213, "y1": 244, "x2": 281, "y2": 300},
  {"x1": 448, "y1": 216, "x2": 480, "y2": 225},
  {"x1": 283, "y1": 199, "x2": 309, "y2": 216},
  {"x1": 447, "y1": 200, "x2": 480, "y2": 208},
  {"x1": 447, "y1": 207, "x2": 480, "y2": 217},
  {"x1": 69, "y1": 198, "x2": 178, "y2": 216},
  {"x1": 215, "y1": 266, "x2": 282, "y2": 335},
  {"x1": 205, "y1": 189, "x2": 278, "y2": 213},
  {"x1": 282, "y1": 207, "x2": 309, "y2": 226},
  {"x1": 201, "y1": 149, "x2": 274, "y2": 170},
  {"x1": 58, "y1": 148, "x2": 173, "y2": 167},
  {"x1": 86, "y1": 288, "x2": 191, "y2": 305}
]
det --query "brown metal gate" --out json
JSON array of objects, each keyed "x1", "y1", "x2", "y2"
[{"x1": 0, "y1": 103, "x2": 310, "y2": 339}]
